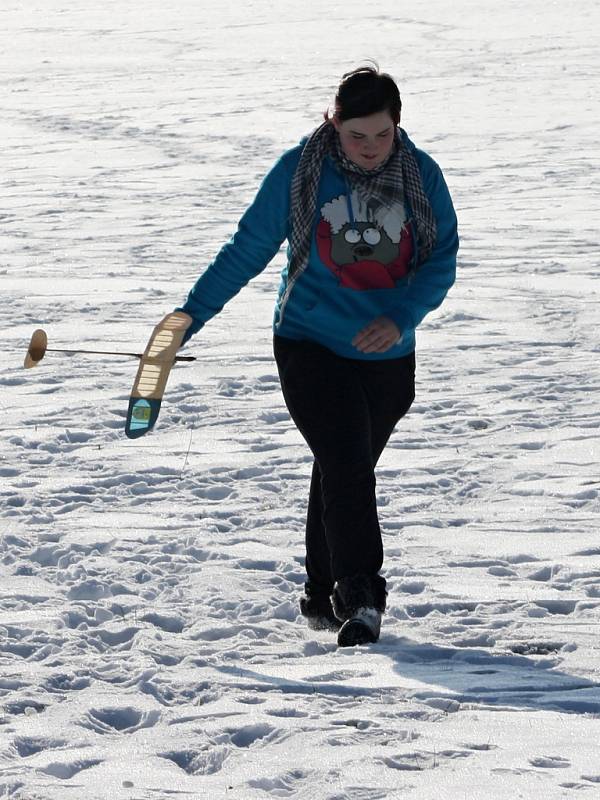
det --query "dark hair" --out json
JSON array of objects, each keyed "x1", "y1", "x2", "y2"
[{"x1": 325, "y1": 64, "x2": 402, "y2": 125}]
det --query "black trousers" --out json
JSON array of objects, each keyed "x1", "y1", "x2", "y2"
[{"x1": 273, "y1": 335, "x2": 415, "y2": 594}]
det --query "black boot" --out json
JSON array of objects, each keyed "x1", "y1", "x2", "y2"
[
  {"x1": 331, "y1": 574, "x2": 387, "y2": 646},
  {"x1": 299, "y1": 583, "x2": 342, "y2": 631}
]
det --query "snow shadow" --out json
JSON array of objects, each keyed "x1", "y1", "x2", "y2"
[
  {"x1": 212, "y1": 639, "x2": 600, "y2": 717},
  {"x1": 382, "y1": 636, "x2": 600, "y2": 716}
]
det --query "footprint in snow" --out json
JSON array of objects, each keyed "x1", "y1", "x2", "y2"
[
  {"x1": 161, "y1": 746, "x2": 229, "y2": 776},
  {"x1": 38, "y1": 759, "x2": 102, "y2": 779},
  {"x1": 3, "y1": 699, "x2": 48, "y2": 717},
  {"x1": 42, "y1": 672, "x2": 91, "y2": 693},
  {"x1": 461, "y1": 741, "x2": 498, "y2": 751},
  {"x1": 81, "y1": 706, "x2": 160, "y2": 734},
  {"x1": 529, "y1": 755, "x2": 571, "y2": 768},
  {"x1": 140, "y1": 611, "x2": 185, "y2": 633},
  {"x1": 247, "y1": 768, "x2": 315, "y2": 796},
  {"x1": 266, "y1": 707, "x2": 309, "y2": 718},
  {"x1": 10, "y1": 737, "x2": 67, "y2": 758},
  {"x1": 225, "y1": 722, "x2": 279, "y2": 747},
  {"x1": 509, "y1": 642, "x2": 565, "y2": 656},
  {"x1": 305, "y1": 670, "x2": 363, "y2": 683},
  {"x1": 191, "y1": 484, "x2": 235, "y2": 500},
  {"x1": 377, "y1": 748, "x2": 472, "y2": 771}
]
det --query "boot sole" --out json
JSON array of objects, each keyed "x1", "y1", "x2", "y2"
[{"x1": 337, "y1": 618, "x2": 379, "y2": 647}]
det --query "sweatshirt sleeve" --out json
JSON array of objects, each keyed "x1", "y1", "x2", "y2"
[
  {"x1": 387, "y1": 154, "x2": 458, "y2": 333},
  {"x1": 176, "y1": 152, "x2": 294, "y2": 342}
]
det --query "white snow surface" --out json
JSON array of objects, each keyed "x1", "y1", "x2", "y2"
[{"x1": 1, "y1": 1, "x2": 600, "y2": 798}]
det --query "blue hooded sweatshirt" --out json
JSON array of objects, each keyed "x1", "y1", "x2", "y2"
[{"x1": 178, "y1": 130, "x2": 458, "y2": 360}]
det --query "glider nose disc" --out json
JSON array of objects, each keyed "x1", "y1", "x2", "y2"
[{"x1": 24, "y1": 329, "x2": 48, "y2": 368}]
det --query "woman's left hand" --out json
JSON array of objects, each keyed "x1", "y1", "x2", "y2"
[{"x1": 352, "y1": 316, "x2": 402, "y2": 354}]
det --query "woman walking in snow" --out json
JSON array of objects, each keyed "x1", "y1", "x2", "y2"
[{"x1": 175, "y1": 65, "x2": 458, "y2": 646}]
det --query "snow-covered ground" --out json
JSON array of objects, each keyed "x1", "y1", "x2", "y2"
[{"x1": 2, "y1": 1, "x2": 600, "y2": 797}]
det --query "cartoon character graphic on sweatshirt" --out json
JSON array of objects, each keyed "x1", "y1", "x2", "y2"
[{"x1": 316, "y1": 190, "x2": 414, "y2": 290}]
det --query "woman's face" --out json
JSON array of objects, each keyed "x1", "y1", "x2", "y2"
[{"x1": 333, "y1": 110, "x2": 396, "y2": 171}]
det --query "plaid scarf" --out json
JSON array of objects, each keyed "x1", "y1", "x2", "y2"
[{"x1": 287, "y1": 122, "x2": 437, "y2": 287}]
